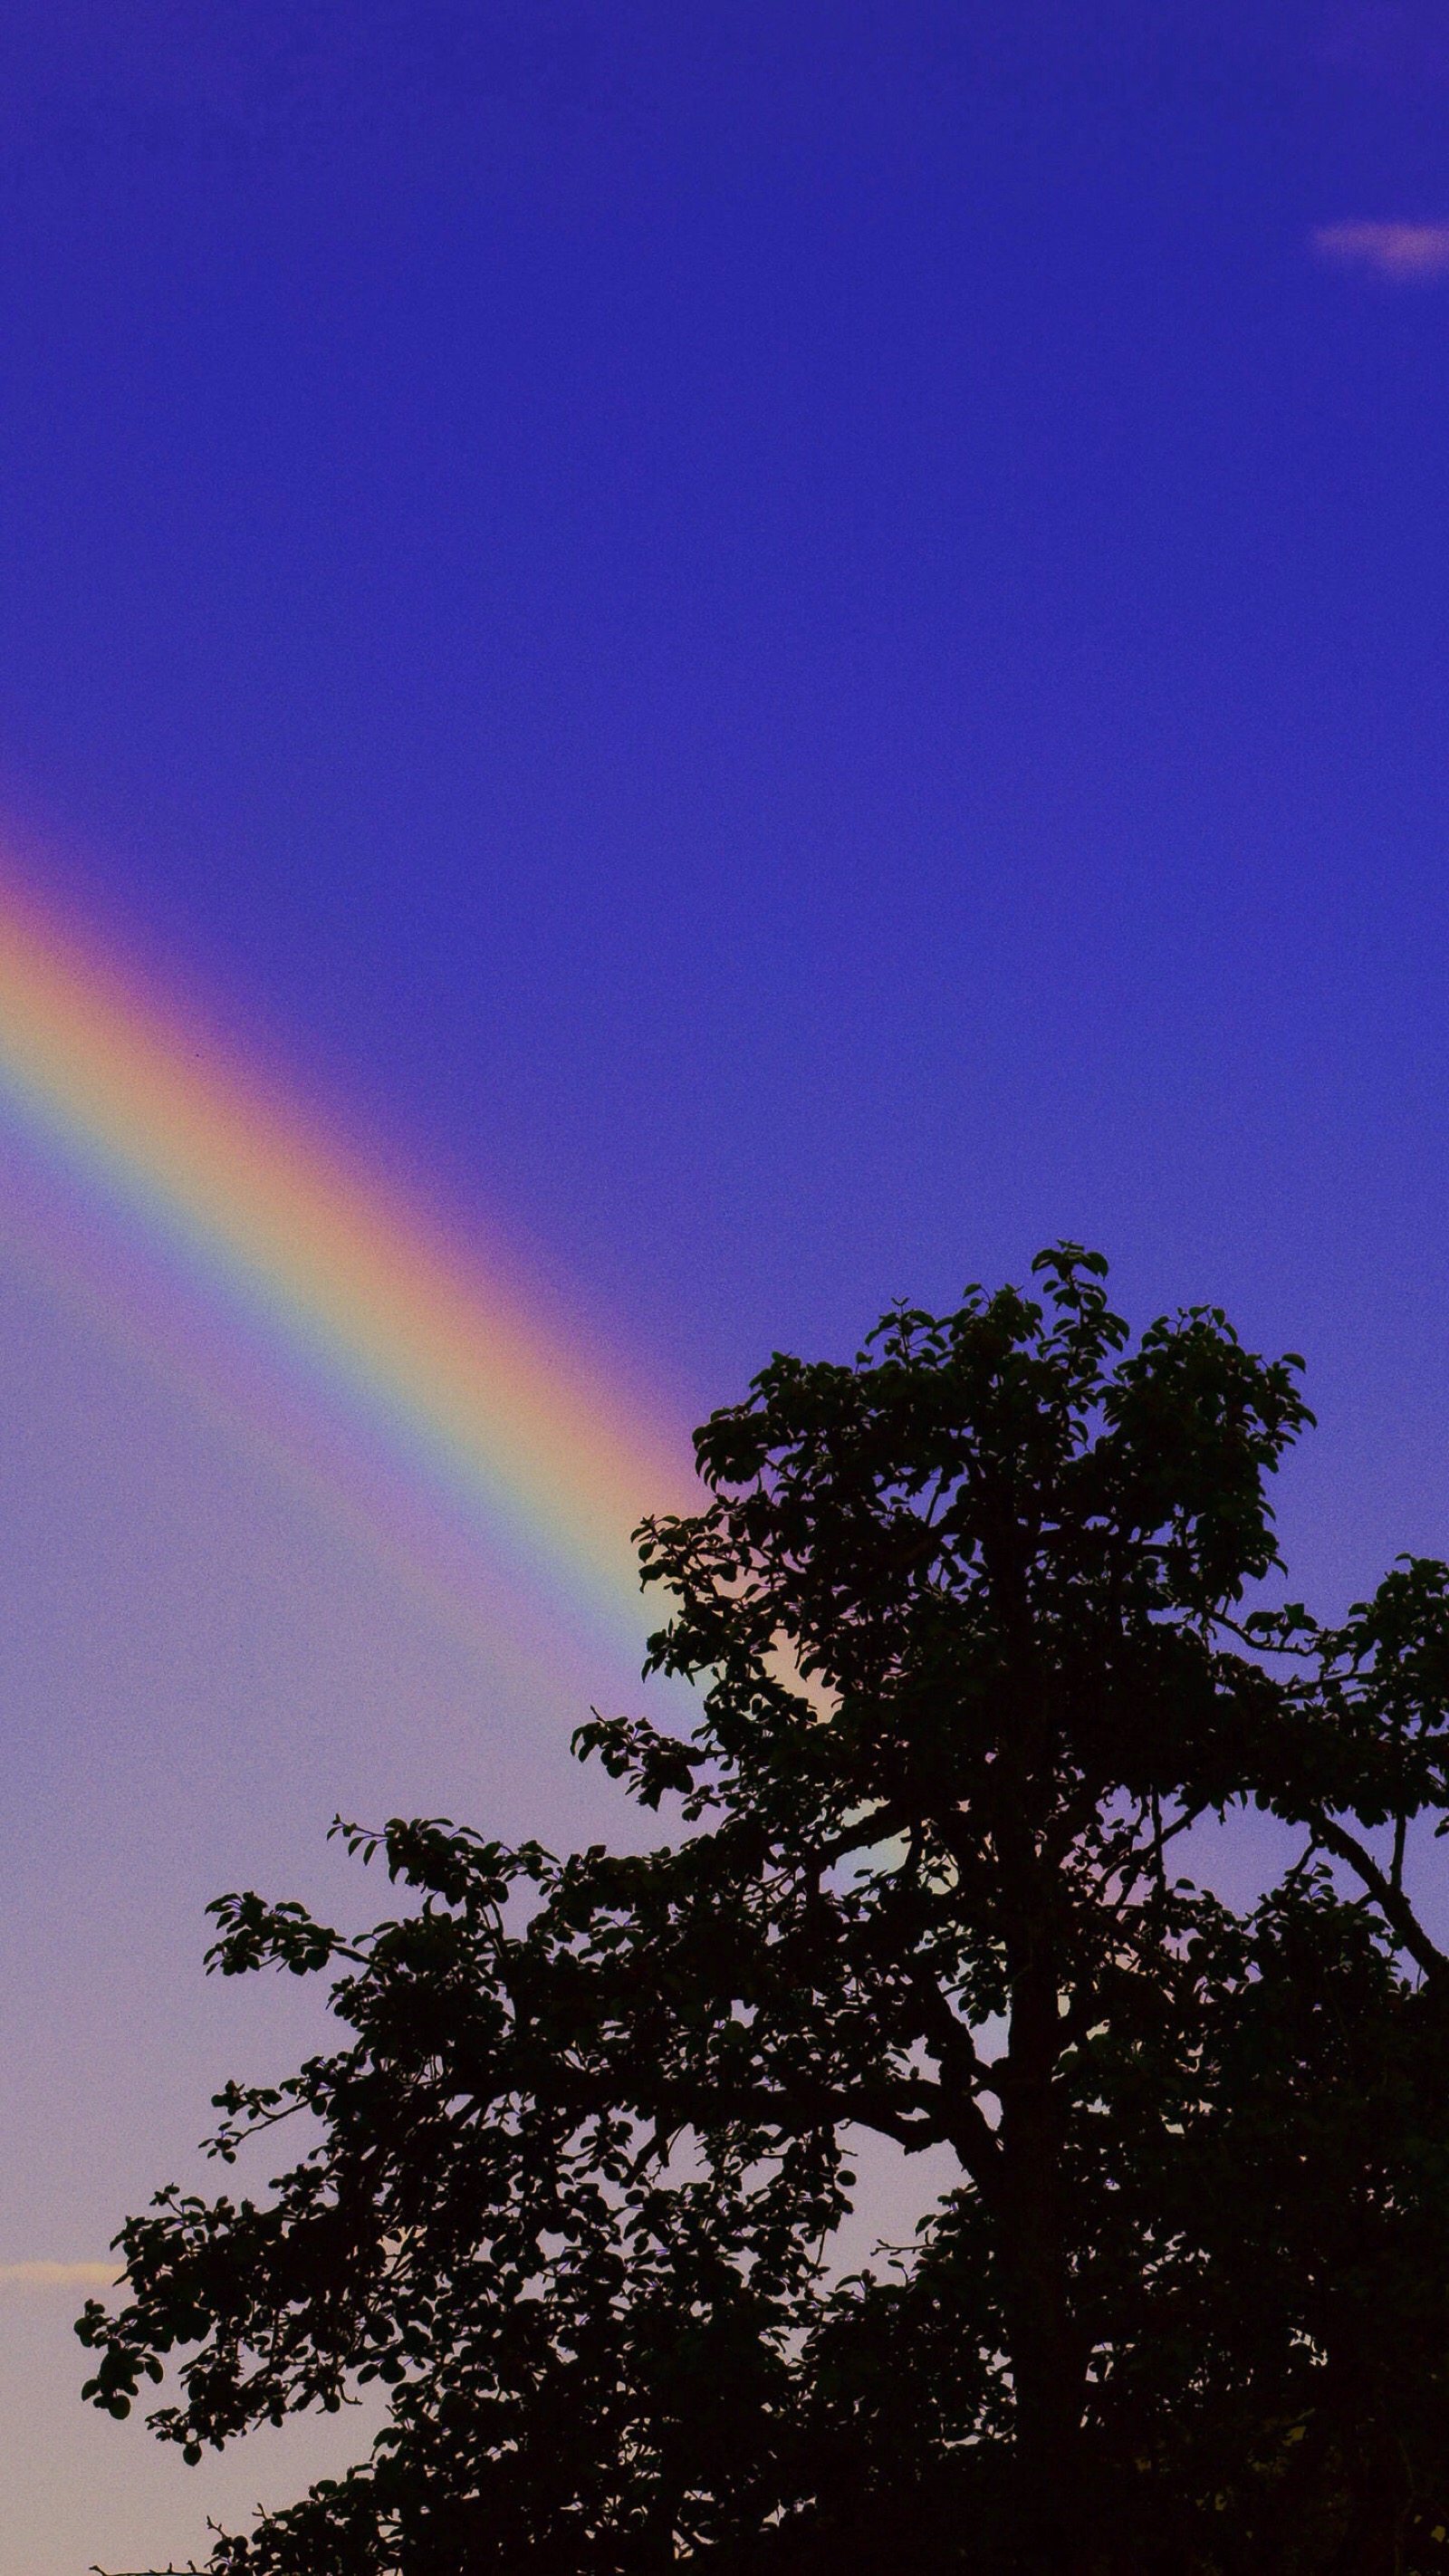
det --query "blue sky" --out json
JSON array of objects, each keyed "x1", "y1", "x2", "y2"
[
  {"x1": 0, "y1": 6, "x2": 1447, "y2": 2566},
  {"x1": 0, "y1": 5, "x2": 1445, "y2": 1513}
]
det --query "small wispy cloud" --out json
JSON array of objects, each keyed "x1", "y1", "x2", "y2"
[
  {"x1": 1313, "y1": 220, "x2": 1449, "y2": 280},
  {"x1": 0, "y1": 2260, "x2": 120, "y2": 2289}
]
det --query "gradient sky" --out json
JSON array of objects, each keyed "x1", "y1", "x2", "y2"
[{"x1": 1, "y1": 5, "x2": 1448, "y2": 2568}]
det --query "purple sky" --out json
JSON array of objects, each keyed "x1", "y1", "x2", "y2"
[{"x1": 0, "y1": 7, "x2": 1447, "y2": 2567}]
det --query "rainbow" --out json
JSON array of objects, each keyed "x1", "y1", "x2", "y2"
[{"x1": 0, "y1": 852, "x2": 696, "y2": 1662}]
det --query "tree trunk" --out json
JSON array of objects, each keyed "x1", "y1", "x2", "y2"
[{"x1": 996, "y1": 1956, "x2": 1089, "y2": 2571}]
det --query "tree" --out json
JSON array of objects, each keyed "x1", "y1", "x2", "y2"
[{"x1": 79, "y1": 1248, "x2": 1449, "y2": 2573}]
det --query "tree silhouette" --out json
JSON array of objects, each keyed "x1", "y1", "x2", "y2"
[{"x1": 80, "y1": 1250, "x2": 1449, "y2": 2572}]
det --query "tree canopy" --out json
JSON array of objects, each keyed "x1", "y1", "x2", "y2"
[{"x1": 81, "y1": 1248, "x2": 1449, "y2": 2573}]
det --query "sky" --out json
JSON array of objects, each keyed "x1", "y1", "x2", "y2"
[{"x1": 0, "y1": 3, "x2": 1447, "y2": 2566}]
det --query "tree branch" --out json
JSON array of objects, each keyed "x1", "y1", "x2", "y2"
[{"x1": 1305, "y1": 1809, "x2": 1449, "y2": 1985}]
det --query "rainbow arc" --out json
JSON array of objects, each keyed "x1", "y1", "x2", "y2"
[{"x1": 0, "y1": 857, "x2": 693, "y2": 1658}]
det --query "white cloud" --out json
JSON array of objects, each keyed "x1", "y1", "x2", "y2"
[
  {"x1": 1313, "y1": 220, "x2": 1449, "y2": 280},
  {"x1": 0, "y1": 2260, "x2": 120, "y2": 2289}
]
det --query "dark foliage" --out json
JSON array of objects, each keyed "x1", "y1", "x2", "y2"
[{"x1": 80, "y1": 1250, "x2": 1449, "y2": 2572}]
